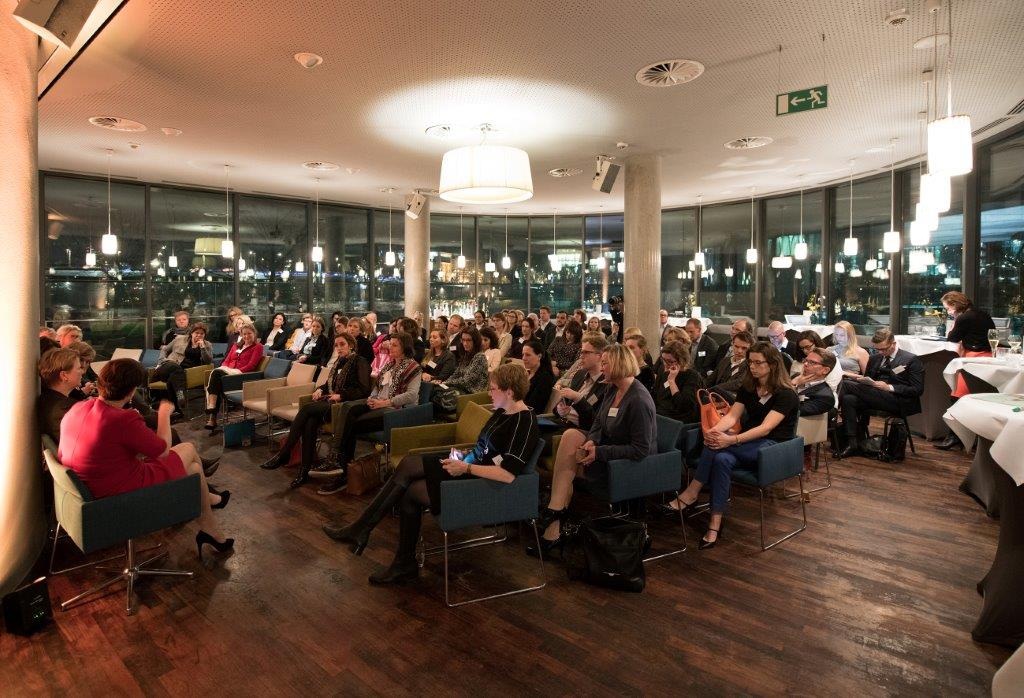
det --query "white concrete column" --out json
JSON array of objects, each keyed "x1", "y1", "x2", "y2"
[
  {"x1": 623, "y1": 154, "x2": 662, "y2": 343},
  {"x1": 403, "y1": 194, "x2": 430, "y2": 324},
  {"x1": 0, "y1": 1, "x2": 46, "y2": 596}
]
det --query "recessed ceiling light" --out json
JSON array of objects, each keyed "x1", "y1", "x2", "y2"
[
  {"x1": 161, "y1": 127, "x2": 182, "y2": 136},
  {"x1": 549, "y1": 167, "x2": 583, "y2": 178},
  {"x1": 88, "y1": 116, "x2": 146, "y2": 132},
  {"x1": 425, "y1": 124, "x2": 453, "y2": 139},
  {"x1": 884, "y1": 8, "x2": 909, "y2": 26},
  {"x1": 303, "y1": 161, "x2": 339, "y2": 171},
  {"x1": 635, "y1": 59, "x2": 704, "y2": 87},
  {"x1": 724, "y1": 136, "x2": 773, "y2": 150},
  {"x1": 294, "y1": 52, "x2": 323, "y2": 69},
  {"x1": 914, "y1": 33, "x2": 949, "y2": 50}
]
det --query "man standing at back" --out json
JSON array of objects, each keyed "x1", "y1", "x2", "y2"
[
  {"x1": 658, "y1": 309, "x2": 671, "y2": 346},
  {"x1": 537, "y1": 306, "x2": 556, "y2": 349}
]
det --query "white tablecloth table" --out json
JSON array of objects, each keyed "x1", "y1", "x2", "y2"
[
  {"x1": 894, "y1": 336, "x2": 959, "y2": 440},
  {"x1": 942, "y1": 357, "x2": 1024, "y2": 395},
  {"x1": 894, "y1": 335, "x2": 959, "y2": 356},
  {"x1": 785, "y1": 323, "x2": 833, "y2": 338},
  {"x1": 943, "y1": 394, "x2": 1024, "y2": 646}
]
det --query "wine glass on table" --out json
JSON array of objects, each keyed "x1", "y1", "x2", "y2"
[
  {"x1": 988, "y1": 329, "x2": 1001, "y2": 357},
  {"x1": 1009, "y1": 334, "x2": 1022, "y2": 354}
]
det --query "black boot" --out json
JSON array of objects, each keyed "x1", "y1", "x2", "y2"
[
  {"x1": 322, "y1": 477, "x2": 407, "y2": 554},
  {"x1": 289, "y1": 464, "x2": 311, "y2": 489},
  {"x1": 935, "y1": 432, "x2": 963, "y2": 451},
  {"x1": 368, "y1": 503, "x2": 421, "y2": 585}
]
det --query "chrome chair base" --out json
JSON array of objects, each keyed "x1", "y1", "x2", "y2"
[
  {"x1": 48, "y1": 522, "x2": 162, "y2": 576},
  {"x1": 743, "y1": 474, "x2": 808, "y2": 551},
  {"x1": 782, "y1": 443, "x2": 832, "y2": 499}
]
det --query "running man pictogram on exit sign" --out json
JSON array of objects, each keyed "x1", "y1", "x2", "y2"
[{"x1": 776, "y1": 85, "x2": 828, "y2": 115}]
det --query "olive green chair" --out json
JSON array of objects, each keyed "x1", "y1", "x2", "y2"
[{"x1": 388, "y1": 401, "x2": 493, "y2": 470}]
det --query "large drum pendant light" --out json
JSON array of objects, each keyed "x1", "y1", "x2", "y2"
[
  {"x1": 926, "y1": 0, "x2": 972, "y2": 177},
  {"x1": 439, "y1": 125, "x2": 533, "y2": 204}
]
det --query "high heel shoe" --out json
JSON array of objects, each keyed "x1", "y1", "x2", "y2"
[
  {"x1": 289, "y1": 469, "x2": 310, "y2": 489},
  {"x1": 204, "y1": 408, "x2": 218, "y2": 431},
  {"x1": 526, "y1": 509, "x2": 566, "y2": 559},
  {"x1": 698, "y1": 521, "x2": 725, "y2": 550},
  {"x1": 659, "y1": 493, "x2": 696, "y2": 516},
  {"x1": 195, "y1": 531, "x2": 234, "y2": 561},
  {"x1": 210, "y1": 490, "x2": 231, "y2": 510}
]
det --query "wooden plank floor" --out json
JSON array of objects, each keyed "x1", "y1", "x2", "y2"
[{"x1": 3, "y1": 420, "x2": 1012, "y2": 696}]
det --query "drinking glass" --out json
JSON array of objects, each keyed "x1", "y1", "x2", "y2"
[
  {"x1": 1009, "y1": 334, "x2": 1022, "y2": 355},
  {"x1": 988, "y1": 329, "x2": 1000, "y2": 356}
]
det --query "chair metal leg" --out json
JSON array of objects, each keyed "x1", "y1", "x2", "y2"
[
  {"x1": 759, "y1": 474, "x2": 808, "y2": 551},
  {"x1": 49, "y1": 522, "x2": 164, "y2": 576},
  {"x1": 443, "y1": 520, "x2": 547, "y2": 608},
  {"x1": 903, "y1": 417, "x2": 916, "y2": 454},
  {"x1": 643, "y1": 491, "x2": 688, "y2": 562},
  {"x1": 782, "y1": 443, "x2": 832, "y2": 498},
  {"x1": 421, "y1": 525, "x2": 508, "y2": 558}
]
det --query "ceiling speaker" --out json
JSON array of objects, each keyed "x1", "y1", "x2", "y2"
[
  {"x1": 592, "y1": 159, "x2": 621, "y2": 194},
  {"x1": 13, "y1": 0, "x2": 100, "y2": 48},
  {"x1": 405, "y1": 192, "x2": 427, "y2": 220}
]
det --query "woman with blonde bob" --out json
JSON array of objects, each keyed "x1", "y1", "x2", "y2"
[
  {"x1": 527, "y1": 344, "x2": 658, "y2": 557},
  {"x1": 830, "y1": 320, "x2": 868, "y2": 374}
]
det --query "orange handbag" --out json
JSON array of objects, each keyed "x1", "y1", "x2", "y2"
[{"x1": 697, "y1": 388, "x2": 740, "y2": 436}]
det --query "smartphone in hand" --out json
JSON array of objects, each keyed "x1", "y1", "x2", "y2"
[{"x1": 449, "y1": 448, "x2": 464, "y2": 461}]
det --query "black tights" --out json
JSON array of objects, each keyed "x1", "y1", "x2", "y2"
[
  {"x1": 392, "y1": 455, "x2": 433, "y2": 561},
  {"x1": 278, "y1": 401, "x2": 332, "y2": 466}
]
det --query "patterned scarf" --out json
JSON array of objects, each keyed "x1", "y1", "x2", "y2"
[{"x1": 376, "y1": 358, "x2": 417, "y2": 401}]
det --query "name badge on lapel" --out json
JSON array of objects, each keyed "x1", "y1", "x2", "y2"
[
  {"x1": 759, "y1": 395, "x2": 771, "y2": 405},
  {"x1": 892, "y1": 365, "x2": 905, "y2": 375},
  {"x1": 587, "y1": 394, "x2": 598, "y2": 405},
  {"x1": 698, "y1": 351, "x2": 706, "y2": 357},
  {"x1": 426, "y1": 360, "x2": 437, "y2": 369},
  {"x1": 607, "y1": 407, "x2": 619, "y2": 419},
  {"x1": 381, "y1": 372, "x2": 393, "y2": 386},
  {"x1": 663, "y1": 381, "x2": 672, "y2": 389}
]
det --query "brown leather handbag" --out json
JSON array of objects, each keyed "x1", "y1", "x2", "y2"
[
  {"x1": 698, "y1": 388, "x2": 740, "y2": 436},
  {"x1": 346, "y1": 451, "x2": 381, "y2": 496}
]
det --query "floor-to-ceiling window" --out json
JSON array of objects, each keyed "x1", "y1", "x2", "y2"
[
  {"x1": 312, "y1": 205, "x2": 369, "y2": 317},
  {"x1": 372, "y1": 207, "x2": 405, "y2": 321},
  {"x1": 429, "y1": 213, "x2": 477, "y2": 317},
  {"x1": 531, "y1": 214, "x2": 583, "y2": 313},
  {"x1": 660, "y1": 208, "x2": 697, "y2": 316},
  {"x1": 978, "y1": 129, "x2": 1024, "y2": 324},
  {"x1": 764, "y1": 191, "x2": 824, "y2": 323},
  {"x1": 237, "y1": 196, "x2": 306, "y2": 332},
  {"x1": 478, "y1": 214, "x2": 528, "y2": 314},
  {"x1": 699, "y1": 202, "x2": 756, "y2": 321},
  {"x1": 43, "y1": 175, "x2": 147, "y2": 349},
  {"x1": 831, "y1": 175, "x2": 891, "y2": 334},
  {"x1": 584, "y1": 212, "x2": 624, "y2": 312}
]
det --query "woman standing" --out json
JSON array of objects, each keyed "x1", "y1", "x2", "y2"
[
  {"x1": 938, "y1": 291, "x2": 998, "y2": 450},
  {"x1": 667, "y1": 342, "x2": 799, "y2": 549},
  {"x1": 204, "y1": 322, "x2": 263, "y2": 429},
  {"x1": 263, "y1": 313, "x2": 289, "y2": 352}
]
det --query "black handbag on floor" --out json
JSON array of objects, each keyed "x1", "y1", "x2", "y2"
[{"x1": 567, "y1": 517, "x2": 646, "y2": 593}]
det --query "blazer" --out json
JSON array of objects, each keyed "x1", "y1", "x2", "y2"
[
  {"x1": 560, "y1": 369, "x2": 608, "y2": 431},
  {"x1": 864, "y1": 348, "x2": 925, "y2": 415},
  {"x1": 297, "y1": 333, "x2": 329, "y2": 366},
  {"x1": 586, "y1": 379, "x2": 658, "y2": 464},
  {"x1": 538, "y1": 322, "x2": 557, "y2": 349},
  {"x1": 796, "y1": 380, "x2": 835, "y2": 416},
  {"x1": 779, "y1": 339, "x2": 804, "y2": 364},
  {"x1": 222, "y1": 342, "x2": 263, "y2": 372},
  {"x1": 524, "y1": 366, "x2": 556, "y2": 414},
  {"x1": 422, "y1": 349, "x2": 456, "y2": 382},
  {"x1": 709, "y1": 355, "x2": 746, "y2": 394},
  {"x1": 159, "y1": 334, "x2": 213, "y2": 367},
  {"x1": 690, "y1": 334, "x2": 719, "y2": 378},
  {"x1": 652, "y1": 367, "x2": 702, "y2": 424},
  {"x1": 263, "y1": 326, "x2": 288, "y2": 352}
]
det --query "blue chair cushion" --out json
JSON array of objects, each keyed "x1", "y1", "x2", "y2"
[
  {"x1": 140, "y1": 349, "x2": 162, "y2": 369},
  {"x1": 753, "y1": 437, "x2": 804, "y2": 487},
  {"x1": 224, "y1": 390, "x2": 243, "y2": 405},
  {"x1": 439, "y1": 473, "x2": 539, "y2": 532},
  {"x1": 263, "y1": 358, "x2": 291, "y2": 379},
  {"x1": 607, "y1": 450, "x2": 683, "y2": 503},
  {"x1": 655, "y1": 415, "x2": 684, "y2": 454},
  {"x1": 211, "y1": 343, "x2": 228, "y2": 357}
]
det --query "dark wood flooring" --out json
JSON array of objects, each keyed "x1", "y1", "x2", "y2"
[{"x1": 2, "y1": 420, "x2": 1012, "y2": 696}]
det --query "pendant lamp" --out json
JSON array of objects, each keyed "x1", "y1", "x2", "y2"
[
  {"x1": 220, "y1": 165, "x2": 233, "y2": 258},
  {"x1": 882, "y1": 139, "x2": 902, "y2": 253},
  {"x1": 311, "y1": 178, "x2": 324, "y2": 263},
  {"x1": 100, "y1": 150, "x2": 119, "y2": 255},
  {"x1": 927, "y1": 0, "x2": 972, "y2": 177},
  {"x1": 694, "y1": 195, "x2": 705, "y2": 267},
  {"x1": 745, "y1": 189, "x2": 757, "y2": 263},
  {"x1": 456, "y1": 207, "x2": 467, "y2": 269},
  {"x1": 501, "y1": 209, "x2": 511, "y2": 269},
  {"x1": 439, "y1": 124, "x2": 533, "y2": 204},
  {"x1": 843, "y1": 165, "x2": 858, "y2": 256}
]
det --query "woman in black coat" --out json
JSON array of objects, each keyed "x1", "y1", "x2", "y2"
[
  {"x1": 296, "y1": 316, "x2": 330, "y2": 366},
  {"x1": 521, "y1": 339, "x2": 556, "y2": 414},
  {"x1": 652, "y1": 339, "x2": 702, "y2": 424},
  {"x1": 263, "y1": 312, "x2": 289, "y2": 352}
]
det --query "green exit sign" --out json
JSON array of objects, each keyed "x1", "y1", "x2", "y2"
[{"x1": 776, "y1": 85, "x2": 828, "y2": 115}]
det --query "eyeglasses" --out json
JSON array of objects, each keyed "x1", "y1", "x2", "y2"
[
  {"x1": 748, "y1": 359, "x2": 769, "y2": 367},
  {"x1": 803, "y1": 359, "x2": 823, "y2": 367},
  {"x1": 579, "y1": 349, "x2": 598, "y2": 356}
]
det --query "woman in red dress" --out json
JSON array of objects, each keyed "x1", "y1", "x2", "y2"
[{"x1": 59, "y1": 359, "x2": 234, "y2": 559}]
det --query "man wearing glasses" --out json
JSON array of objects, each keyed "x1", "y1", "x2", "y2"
[
  {"x1": 792, "y1": 348, "x2": 837, "y2": 415},
  {"x1": 837, "y1": 327, "x2": 924, "y2": 459},
  {"x1": 549, "y1": 334, "x2": 609, "y2": 430},
  {"x1": 767, "y1": 321, "x2": 803, "y2": 365}
]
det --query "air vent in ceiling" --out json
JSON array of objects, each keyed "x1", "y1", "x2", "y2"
[
  {"x1": 88, "y1": 116, "x2": 147, "y2": 132},
  {"x1": 302, "y1": 161, "x2": 339, "y2": 171},
  {"x1": 724, "y1": 136, "x2": 773, "y2": 150},
  {"x1": 973, "y1": 118, "x2": 1010, "y2": 137},
  {"x1": 1008, "y1": 98, "x2": 1024, "y2": 115},
  {"x1": 548, "y1": 167, "x2": 583, "y2": 178},
  {"x1": 635, "y1": 59, "x2": 704, "y2": 87}
]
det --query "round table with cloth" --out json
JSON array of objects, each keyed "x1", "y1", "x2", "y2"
[
  {"x1": 892, "y1": 335, "x2": 959, "y2": 440},
  {"x1": 943, "y1": 393, "x2": 1024, "y2": 647},
  {"x1": 943, "y1": 356, "x2": 1024, "y2": 395}
]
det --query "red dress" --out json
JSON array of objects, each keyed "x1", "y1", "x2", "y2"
[{"x1": 57, "y1": 399, "x2": 186, "y2": 499}]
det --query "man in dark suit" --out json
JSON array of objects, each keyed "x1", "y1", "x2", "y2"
[
  {"x1": 767, "y1": 321, "x2": 804, "y2": 364},
  {"x1": 794, "y1": 348, "x2": 837, "y2": 416},
  {"x1": 708, "y1": 330, "x2": 753, "y2": 402},
  {"x1": 685, "y1": 318, "x2": 719, "y2": 379},
  {"x1": 712, "y1": 317, "x2": 754, "y2": 368},
  {"x1": 837, "y1": 328, "x2": 925, "y2": 458},
  {"x1": 537, "y1": 305, "x2": 556, "y2": 349}
]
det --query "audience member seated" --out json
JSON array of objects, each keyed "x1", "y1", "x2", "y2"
[
  {"x1": 284, "y1": 313, "x2": 314, "y2": 360},
  {"x1": 294, "y1": 315, "x2": 329, "y2": 366},
  {"x1": 263, "y1": 312, "x2": 289, "y2": 352},
  {"x1": 712, "y1": 317, "x2": 754, "y2": 367},
  {"x1": 40, "y1": 335, "x2": 59, "y2": 355},
  {"x1": 150, "y1": 322, "x2": 213, "y2": 416},
  {"x1": 348, "y1": 317, "x2": 375, "y2": 362},
  {"x1": 653, "y1": 339, "x2": 702, "y2": 425},
  {"x1": 549, "y1": 333, "x2": 609, "y2": 430},
  {"x1": 830, "y1": 320, "x2": 869, "y2": 374},
  {"x1": 396, "y1": 317, "x2": 428, "y2": 362},
  {"x1": 521, "y1": 339, "x2": 556, "y2": 413},
  {"x1": 65, "y1": 341, "x2": 98, "y2": 397},
  {"x1": 315, "y1": 332, "x2": 422, "y2": 489},
  {"x1": 161, "y1": 310, "x2": 191, "y2": 348},
  {"x1": 55, "y1": 324, "x2": 83, "y2": 348},
  {"x1": 421, "y1": 328, "x2": 456, "y2": 383},
  {"x1": 837, "y1": 328, "x2": 924, "y2": 458},
  {"x1": 323, "y1": 363, "x2": 539, "y2": 585},
  {"x1": 204, "y1": 322, "x2": 263, "y2": 430},
  {"x1": 225, "y1": 311, "x2": 251, "y2": 347},
  {"x1": 708, "y1": 330, "x2": 753, "y2": 402},
  {"x1": 548, "y1": 320, "x2": 582, "y2": 376},
  {"x1": 797, "y1": 330, "x2": 843, "y2": 391},
  {"x1": 586, "y1": 315, "x2": 603, "y2": 335},
  {"x1": 530, "y1": 344, "x2": 657, "y2": 556},
  {"x1": 767, "y1": 321, "x2": 803, "y2": 363},
  {"x1": 624, "y1": 334, "x2": 657, "y2": 392},
  {"x1": 37, "y1": 348, "x2": 85, "y2": 444},
  {"x1": 479, "y1": 326, "x2": 503, "y2": 372},
  {"x1": 261, "y1": 332, "x2": 372, "y2": 486},
  {"x1": 537, "y1": 305, "x2": 557, "y2": 348},
  {"x1": 685, "y1": 318, "x2": 719, "y2": 379},
  {"x1": 668, "y1": 341, "x2": 799, "y2": 549},
  {"x1": 793, "y1": 348, "x2": 837, "y2": 415},
  {"x1": 556, "y1": 330, "x2": 604, "y2": 387},
  {"x1": 472, "y1": 310, "x2": 487, "y2": 332},
  {"x1": 490, "y1": 312, "x2": 513, "y2": 358},
  {"x1": 446, "y1": 315, "x2": 466, "y2": 353},
  {"x1": 442, "y1": 327, "x2": 490, "y2": 397},
  {"x1": 58, "y1": 359, "x2": 233, "y2": 559},
  {"x1": 40, "y1": 325, "x2": 57, "y2": 341},
  {"x1": 223, "y1": 306, "x2": 243, "y2": 342},
  {"x1": 508, "y1": 316, "x2": 538, "y2": 360}
]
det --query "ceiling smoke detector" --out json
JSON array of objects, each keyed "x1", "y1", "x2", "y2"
[
  {"x1": 724, "y1": 136, "x2": 773, "y2": 150},
  {"x1": 548, "y1": 167, "x2": 583, "y2": 178},
  {"x1": 88, "y1": 116, "x2": 147, "y2": 132},
  {"x1": 885, "y1": 8, "x2": 910, "y2": 26},
  {"x1": 294, "y1": 52, "x2": 323, "y2": 69},
  {"x1": 635, "y1": 59, "x2": 705, "y2": 87},
  {"x1": 303, "y1": 161, "x2": 340, "y2": 171}
]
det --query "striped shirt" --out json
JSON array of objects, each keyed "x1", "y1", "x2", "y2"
[{"x1": 468, "y1": 408, "x2": 540, "y2": 476}]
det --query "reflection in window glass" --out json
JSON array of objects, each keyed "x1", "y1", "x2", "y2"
[
  {"x1": 150, "y1": 186, "x2": 237, "y2": 342},
  {"x1": 699, "y1": 202, "x2": 756, "y2": 322},
  {"x1": 901, "y1": 170, "x2": 965, "y2": 334},
  {"x1": 764, "y1": 191, "x2": 824, "y2": 323},
  {"x1": 978, "y1": 130, "x2": 1024, "y2": 324},
  {"x1": 313, "y1": 205, "x2": 368, "y2": 317},
  {"x1": 584, "y1": 213, "x2": 623, "y2": 313},
  {"x1": 530, "y1": 214, "x2": 582, "y2": 313},
  {"x1": 660, "y1": 209, "x2": 697, "y2": 317},
  {"x1": 429, "y1": 213, "x2": 477, "y2": 318},
  {"x1": 237, "y1": 196, "x2": 306, "y2": 333},
  {"x1": 373, "y1": 207, "x2": 405, "y2": 321},
  {"x1": 44, "y1": 175, "x2": 147, "y2": 349},
  {"x1": 479, "y1": 215, "x2": 528, "y2": 314},
  {"x1": 831, "y1": 176, "x2": 892, "y2": 334}
]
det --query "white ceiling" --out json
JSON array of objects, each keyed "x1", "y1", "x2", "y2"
[{"x1": 37, "y1": 0, "x2": 1024, "y2": 215}]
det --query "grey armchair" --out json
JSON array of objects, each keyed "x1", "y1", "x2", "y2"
[
  {"x1": 43, "y1": 442, "x2": 202, "y2": 615},
  {"x1": 730, "y1": 436, "x2": 807, "y2": 550}
]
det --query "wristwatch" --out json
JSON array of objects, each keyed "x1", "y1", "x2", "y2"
[{"x1": 467, "y1": 463, "x2": 472, "y2": 476}]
